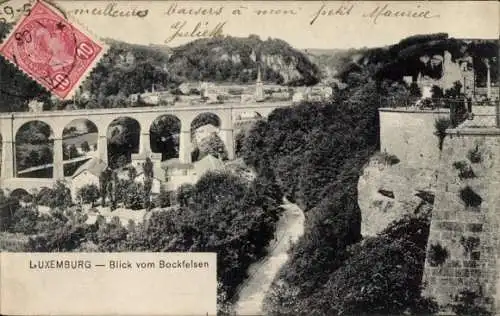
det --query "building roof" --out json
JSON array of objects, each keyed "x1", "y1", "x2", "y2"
[
  {"x1": 162, "y1": 158, "x2": 194, "y2": 170},
  {"x1": 193, "y1": 154, "x2": 225, "y2": 175},
  {"x1": 72, "y1": 157, "x2": 107, "y2": 178},
  {"x1": 134, "y1": 172, "x2": 161, "y2": 181}
]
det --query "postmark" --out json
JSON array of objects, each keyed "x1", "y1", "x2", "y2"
[{"x1": 0, "y1": 0, "x2": 106, "y2": 100}]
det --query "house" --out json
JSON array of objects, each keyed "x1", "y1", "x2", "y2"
[
  {"x1": 28, "y1": 100, "x2": 44, "y2": 112},
  {"x1": 292, "y1": 92, "x2": 304, "y2": 103},
  {"x1": 163, "y1": 158, "x2": 196, "y2": 191},
  {"x1": 240, "y1": 94, "x2": 256, "y2": 103},
  {"x1": 71, "y1": 158, "x2": 108, "y2": 202},
  {"x1": 162, "y1": 154, "x2": 225, "y2": 191},
  {"x1": 129, "y1": 93, "x2": 140, "y2": 103},
  {"x1": 134, "y1": 173, "x2": 161, "y2": 195},
  {"x1": 140, "y1": 93, "x2": 160, "y2": 105},
  {"x1": 131, "y1": 152, "x2": 162, "y2": 170},
  {"x1": 270, "y1": 91, "x2": 291, "y2": 100},
  {"x1": 192, "y1": 154, "x2": 225, "y2": 176}
]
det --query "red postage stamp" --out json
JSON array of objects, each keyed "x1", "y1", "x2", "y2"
[{"x1": 0, "y1": 0, "x2": 106, "y2": 99}]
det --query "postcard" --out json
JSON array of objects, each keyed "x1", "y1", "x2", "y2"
[{"x1": 0, "y1": 0, "x2": 498, "y2": 315}]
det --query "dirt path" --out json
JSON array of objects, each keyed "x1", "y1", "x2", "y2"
[{"x1": 234, "y1": 200, "x2": 305, "y2": 315}]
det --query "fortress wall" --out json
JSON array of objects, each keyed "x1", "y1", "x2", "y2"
[
  {"x1": 422, "y1": 130, "x2": 500, "y2": 313},
  {"x1": 379, "y1": 108, "x2": 449, "y2": 169}
]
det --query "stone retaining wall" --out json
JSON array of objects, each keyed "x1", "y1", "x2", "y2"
[{"x1": 422, "y1": 129, "x2": 500, "y2": 313}]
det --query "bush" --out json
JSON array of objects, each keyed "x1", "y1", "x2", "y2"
[
  {"x1": 409, "y1": 82, "x2": 422, "y2": 97},
  {"x1": 125, "y1": 171, "x2": 281, "y2": 308},
  {"x1": 81, "y1": 141, "x2": 90, "y2": 152},
  {"x1": 95, "y1": 216, "x2": 128, "y2": 251},
  {"x1": 460, "y1": 186, "x2": 482, "y2": 208},
  {"x1": 467, "y1": 146, "x2": 482, "y2": 164},
  {"x1": 451, "y1": 289, "x2": 492, "y2": 316},
  {"x1": 434, "y1": 118, "x2": 451, "y2": 151},
  {"x1": 460, "y1": 236, "x2": 480, "y2": 257},
  {"x1": 35, "y1": 181, "x2": 73, "y2": 209},
  {"x1": 77, "y1": 184, "x2": 100, "y2": 206},
  {"x1": 10, "y1": 206, "x2": 39, "y2": 235},
  {"x1": 176, "y1": 183, "x2": 195, "y2": 207},
  {"x1": 431, "y1": 85, "x2": 444, "y2": 99},
  {"x1": 0, "y1": 197, "x2": 20, "y2": 232},
  {"x1": 154, "y1": 185, "x2": 171, "y2": 208},
  {"x1": 376, "y1": 151, "x2": 400, "y2": 165},
  {"x1": 453, "y1": 161, "x2": 476, "y2": 179},
  {"x1": 197, "y1": 134, "x2": 228, "y2": 161},
  {"x1": 428, "y1": 243, "x2": 449, "y2": 267},
  {"x1": 310, "y1": 237, "x2": 437, "y2": 316},
  {"x1": 123, "y1": 182, "x2": 146, "y2": 210}
]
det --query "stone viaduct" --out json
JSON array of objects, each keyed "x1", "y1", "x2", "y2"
[{"x1": 0, "y1": 101, "x2": 289, "y2": 191}]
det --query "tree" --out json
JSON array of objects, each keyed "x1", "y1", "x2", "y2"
[
  {"x1": 141, "y1": 157, "x2": 154, "y2": 210},
  {"x1": 26, "y1": 150, "x2": 40, "y2": 166},
  {"x1": 115, "y1": 155, "x2": 129, "y2": 169},
  {"x1": 68, "y1": 144, "x2": 79, "y2": 159},
  {"x1": 234, "y1": 131, "x2": 246, "y2": 157},
  {"x1": 143, "y1": 157, "x2": 154, "y2": 179},
  {"x1": 431, "y1": 85, "x2": 444, "y2": 99},
  {"x1": 154, "y1": 185, "x2": 171, "y2": 208},
  {"x1": 0, "y1": 196, "x2": 20, "y2": 232},
  {"x1": 95, "y1": 216, "x2": 128, "y2": 251},
  {"x1": 77, "y1": 184, "x2": 100, "y2": 207},
  {"x1": 81, "y1": 141, "x2": 91, "y2": 152},
  {"x1": 445, "y1": 80, "x2": 463, "y2": 99},
  {"x1": 99, "y1": 169, "x2": 112, "y2": 206},
  {"x1": 124, "y1": 182, "x2": 145, "y2": 210},
  {"x1": 409, "y1": 82, "x2": 422, "y2": 98},
  {"x1": 10, "y1": 206, "x2": 40, "y2": 235},
  {"x1": 176, "y1": 183, "x2": 194, "y2": 207},
  {"x1": 127, "y1": 166, "x2": 137, "y2": 181},
  {"x1": 51, "y1": 181, "x2": 73, "y2": 209},
  {"x1": 198, "y1": 134, "x2": 228, "y2": 160},
  {"x1": 62, "y1": 143, "x2": 69, "y2": 160}
]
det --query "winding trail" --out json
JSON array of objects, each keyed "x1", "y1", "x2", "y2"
[{"x1": 234, "y1": 199, "x2": 305, "y2": 315}]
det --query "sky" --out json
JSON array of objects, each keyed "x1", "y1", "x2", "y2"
[{"x1": 5, "y1": 1, "x2": 500, "y2": 49}]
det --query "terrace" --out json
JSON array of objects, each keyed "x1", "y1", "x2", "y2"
[{"x1": 382, "y1": 96, "x2": 500, "y2": 131}]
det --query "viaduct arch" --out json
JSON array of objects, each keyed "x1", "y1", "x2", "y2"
[
  {"x1": 0, "y1": 101, "x2": 289, "y2": 190},
  {"x1": 149, "y1": 115, "x2": 181, "y2": 161}
]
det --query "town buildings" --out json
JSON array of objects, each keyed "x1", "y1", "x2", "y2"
[
  {"x1": 163, "y1": 154, "x2": 225, "y2": 191},
  {"x1": 71, "y1": 158, "x2": 108, "y2": 201}
]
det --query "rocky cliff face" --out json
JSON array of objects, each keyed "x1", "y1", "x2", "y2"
[
  {"x1": 167, "y1": 36, "x2": 320, "y2": 86},
  {"x1": 260, "y1": 54, "x2": 302, "y2": 83},
  {"x1": 358, "y1": 153, "x2": 437, "y2": 237}
]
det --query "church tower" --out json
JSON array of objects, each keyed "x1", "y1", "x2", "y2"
[{"x1": 255, "y1": 65, "x2": 264, "y2": 101}]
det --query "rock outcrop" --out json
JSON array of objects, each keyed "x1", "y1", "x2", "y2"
[{"x1": 358, "y1": 153, "x2": 438, "y2": 237}]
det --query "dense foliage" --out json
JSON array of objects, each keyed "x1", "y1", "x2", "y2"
[
  {"x1": 243, "y1": 34, "x2": 458, "y2": 315},
  {"x1": 5, "y1": 170, "x2": 282, "y2": 312},
  {"x1": 15, "y1": 121, "x2": 54, "y2": 171}
]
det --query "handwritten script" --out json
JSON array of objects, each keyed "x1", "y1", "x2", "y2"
[
  {"x1": 61, "y1": 1, "x2": 441, "y2": 43},
  {"x1": 309, "y1": 3, "x2": 439, "y2": 25}
]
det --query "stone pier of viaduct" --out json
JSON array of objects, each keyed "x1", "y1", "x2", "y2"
[{"x1": 0, "y1": 101, "x2": 288, "y2": 191}]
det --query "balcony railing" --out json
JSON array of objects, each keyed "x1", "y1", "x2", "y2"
[
  {"x1": 382, "y1": 96, "x2": 467, "y2": 110},
  {"x1": 381, "y1": 96, "x2": 500, "y2": 128}
]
